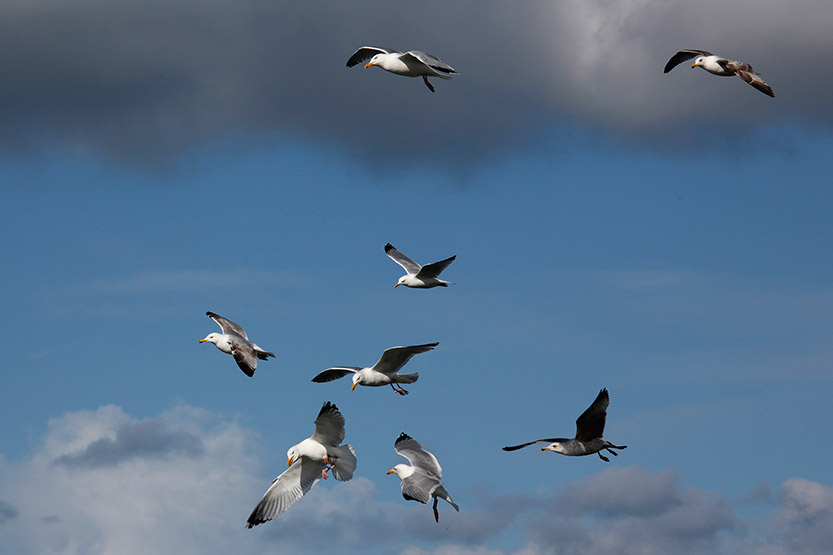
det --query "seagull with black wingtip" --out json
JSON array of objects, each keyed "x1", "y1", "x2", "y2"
[{"x1": 502, "y1": 388, "x2": 627, "y2": 462}]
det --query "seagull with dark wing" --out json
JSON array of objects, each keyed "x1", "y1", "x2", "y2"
[
  {"x1": 664, "y1": 49, "x2": 774, "y2": 97},
  {"x1": 246, "y1": 401, "x2": 357, "y2": 528},
  {"x1": 311, "y1": 343, "x2": 438, "y2": 395},
  {"x1": 199, "y1": 311, "x2": 274, "y2": 377},
  {"x1": 385, "y1": 243, "x2": 456, "y2": 289},
  {"x1": 502, "y1": 388, "x2": 627, "y2": 462},
  {"x1": 387, "y1": 433, "x2": 459, "y2": 523},
  {"x1": 346, "y1": 46, "x2": 458, "y2": 92}
]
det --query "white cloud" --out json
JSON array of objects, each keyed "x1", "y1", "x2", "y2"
[{"x1": 2, "y1": 405, "x2": 832, "y2": 554}]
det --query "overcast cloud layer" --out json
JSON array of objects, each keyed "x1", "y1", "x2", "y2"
[
  {"x1": 1, "y1": 405, "x2": 832, "y2": 554},
  {"x1": 2, "y1": 0, "x2": 831, "y2": 165}
]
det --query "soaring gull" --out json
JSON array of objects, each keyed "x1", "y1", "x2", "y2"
[
  {"x1": 199, "y1": 311, "x2": 274, "y2": 377},
  {"x1": 387, "y1": 433, "x2": 459, "y2": 523},
  {"x1": 246, "y1": 401, "x2": 357, "y2": 528},
  {"x1": 311, "y1": 343, "x2": 438, "y2": 395},
  {"x1": 346, "y1": 46, "x2": 458, "y2": 93},
  {"x1": 385, "y1": 243, "x2": 456, "y2": 289},
  {"x1": 664, "y1": 49, "x2": 774, "y2": 97},
  {"x1": 502, "y1": 388, "x2": 627, "y2": 462}
]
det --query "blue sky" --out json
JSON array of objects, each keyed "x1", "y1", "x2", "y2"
[{"x1": 2, "y1": 1, "x2": 833, "y2": 554}]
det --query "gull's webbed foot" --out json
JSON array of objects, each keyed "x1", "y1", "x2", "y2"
[{"x1": 598, "y1": 452, "x2": 610, "y2": 462}]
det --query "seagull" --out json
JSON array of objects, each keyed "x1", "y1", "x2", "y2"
[
  {"x1": 346, "y1": 46, "x2": 458, "y2": 92},
  {"x1": 246, "y1": 401, "x2": 357, "y2": 528},
  {"x1": 385, "y1": 243, "x2": 456, "y2": 289},
  {"x1": 311, "y1": 343, "x2": 438, "y2": 395},
  {"x1": 502, "y1": 388, "x2": 627, "y2": 462},
  {"x1": 387, "y1": 433, "x2": 459, "y2": 523},
  {"x1": 664, "y1": 49, "x2": 774, "y2": 97},
  {"x1": 199, "y1": 311, "x2": 274, "y2": 377}
]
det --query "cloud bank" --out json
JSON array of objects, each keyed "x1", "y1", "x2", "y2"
[
  {"x1": 2, "y1": 404, "x2": 832, "y2": 554},
  {"x1": 1, "y1": 0, "x2": 831, "y2": 166}
]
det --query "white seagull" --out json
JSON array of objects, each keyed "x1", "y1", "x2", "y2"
[
  {"x1": 199, "y1": 311, "x2": 274, "y2": 377},
  {"x1": 385, "y1": 243, "x2": 456, "y2": 289},
  {"x1": 387, "y1": 433, "x2": 459, "y2": 523},
  {"x1": 246, "y1": 401, "x2": 357, "y2": 528},
  {"x1": 502, "y1": 388, "x2": 627, "y2": 462},
  {"x1": 664, "y1": 49, "x2": 774, "y2": 97},
  {"x1": 311, "y1": 343, "x2": 438, "y2": 395},
  {"x1": 346, "y1": 46, "x2": 458, "y2": 92}
]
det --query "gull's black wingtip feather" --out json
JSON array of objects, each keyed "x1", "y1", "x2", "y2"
[
  {"x1": 385, "y1": 243, "x2": 395, "y2": 252},
  {"x1": 396, "y1": 432, "x2": 413, "y2": 444}
]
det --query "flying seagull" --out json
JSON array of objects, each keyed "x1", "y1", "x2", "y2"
[
  {"x1": 664, "y1": 49, "x2": 774, "y2": 97},
  {"x1": 346, "y1": 46, "x2": 458, "y2": 92},
  {"x1": 246, "y1": 401, "x2": 357, "y2": 528},
  {"x1": 387, "y1": 433, "x2": 459, "y2": 523},
  {"x1": 311, "y1": 343, "x2": 438, "y2": 395},
  {"x1": 502, "y1": 388, "x2": 627, "y2": 462},
  {"x1": 385, "y1": 243, "x2": 456, "y2": 289},
  {"x1": 199, "y1": 311, "x2": 274, "y2": 377}
]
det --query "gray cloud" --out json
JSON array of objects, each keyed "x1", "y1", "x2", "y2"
[
  {"x1": 53, "y1": 418, "x2": 204, "y2": 469},
  {"x1": 1, "y1": 0, "x2": 830, "y2": 167},
  {"x1": 0, "y1": 500, "x2": 18, "y2": 525},
  {"x1": 3, "y1": 404, "x2": 833, "y2": 554}
]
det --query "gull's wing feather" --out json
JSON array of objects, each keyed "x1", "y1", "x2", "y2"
[
  {"x1": 245, "y1": 458, "x2": 325, "y2": 528},
  {"x1": 575, "y1": 388, "x2": 609, "y2": 442},
  {"x1": 373, "y1": 343, "x2": 438, "y2": 375},
  {"x1": 311, "y1": 401, "x2": 346, "y2": 446},
  {"x1": 230, "y1": 341, "x2": 257, "y2": 377},
  {"x1": 417, "y1": 255, "x2": 456, "y2": 279},
  {"x1": 401, "y1": 470, "x2": 442, "y2": 505},
  {"x1": 404, "y1": 51, "x2": 458, "y2": 74},
  {"x1": 394, "y1": 433, "x2": 442, "y2": 477},
  {"x1": 663, "y1": 49, "x2": 713, "y2": 73},
  {"x1": 206, "y1": 311, "x2": 248, "y2": 339},
  {"x1": 346, "y1": 46, "x2": 399, "y2": 67},
  {"x1": 311, "y1": 367, "x2": 361, "y2": 383},
  {"x1": 384, "y1": 243, "x2": 421, "y2": 274},
  {"x1": 724, "y1": 61, "x2": 774, "y2": 97},
  {"x1": 502, "y1": 438, "x2": 564, "y2": 451}
]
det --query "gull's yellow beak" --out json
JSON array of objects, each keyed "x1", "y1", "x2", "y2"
[
  {"x1": 386, "y1": 469, "x2": 395, "y2": 475},
  {"x1": 364, "y1": 61, "x2": 374, "y2": 69},
  {"x1": 199, "y1": 339, "x2": 207, "y2": 343},
  {"x1": 394, "y1": 283, "x2": 400, "y2": 288},
  {"x1": 287, "y1": 456, "x2": 295, "y2": 467},
  {"x1": 351, "y1": 382, "x2": 358, "y2": 391},
  {"x1": 691, "y1": 62, "x2": 699, "y2": 68}
]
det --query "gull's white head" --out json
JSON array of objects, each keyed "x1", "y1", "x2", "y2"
[
  {"x1": 386, "y1": 464, "x2": 409, "y2": 478},
  {"x1": 287, "y1": 445, "x2": 300, "y2": 467},
  {"x1": 541, "y1": 442, "x2": 566, "y2": 455},
  {"x1": 395, "y1": 275, "x2": 408, "y2": 288},
  {"x1": 365, "y1": 54, "x2": 383, "y2": 69},
  {"x1": 351, "y1": 373, "x2": 362, "y2": 391},
  {"x1": 692, "y1": 56, "x2": 705, "y2": 69},
  {"x1": 199, "y1": 332, "x2": 219, "y2": 345}
]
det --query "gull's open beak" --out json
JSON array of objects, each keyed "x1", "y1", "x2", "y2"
[
  {"x1": 351, "y1": 382, "x2": 358, "y2": 391},
  {"x1": 364, "y1": 61, "x2": 374, "y2": 69},
  {"x1": 199, "y1": 339, "x2": 207, "y2": 343},
  {"x1": 386, "y1": 469, "x2": 395, "y2": 475}
]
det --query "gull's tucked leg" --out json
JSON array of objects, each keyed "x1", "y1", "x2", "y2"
[
  {"x1": 598, "y1": 452, "x2": 610, "y2": 462},
  {"x1": 606, "y1": 448, "x2": 619, "y2": 457},
  {"x1": 433, "y1": 498, "x2": 440, "y2": 523},
  {"x1": 422, "y1": 75, "x2": 435, "y2": 93}
]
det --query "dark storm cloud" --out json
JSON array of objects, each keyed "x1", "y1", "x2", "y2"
[
  {"x1": 1, "y1": 0, "x2": 831, "y2": 166},
  {"x1": 53, "y1": 418, "x2": 204, "y2": 469}
]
